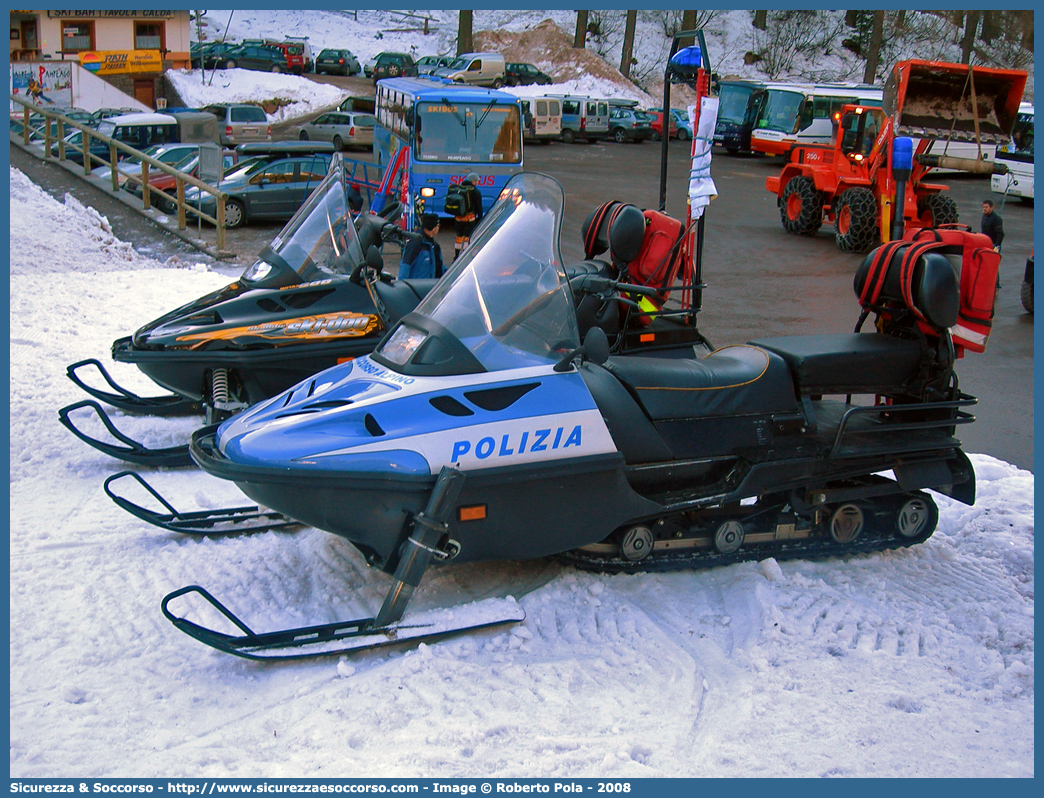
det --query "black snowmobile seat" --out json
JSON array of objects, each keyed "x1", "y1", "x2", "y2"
[
  {"x1": 603, "y1": 344, "x2": 798, "y2": 421},
  {"x1": 749, "y1": 333, "x2": 924, "y2": 397}
]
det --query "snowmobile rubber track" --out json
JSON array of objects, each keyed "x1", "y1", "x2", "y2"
[
  {"x1": 58, "y1": 400, "x2": 194, "y2": 467},
  {"x1": 104, "y1": 471, "x2": 302, "y2": 536},
  {"x1": 559, "y1": 522, "x2": 935, "y2": 575},
  {"x1": 66, "y1": 359, "x2": 202, "y2": 416},
  {"x1": 161, "y1": 585, "x2": 525, "y2": 661},
  {"x1": 560, "y1": 489, "x2": 940, "y2": 575}
]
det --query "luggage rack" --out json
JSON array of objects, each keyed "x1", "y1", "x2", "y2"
[{"x1": 822, "y1": 393, "x2": 977, "y2": 459}]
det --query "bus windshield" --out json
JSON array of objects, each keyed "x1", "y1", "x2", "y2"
[
  {"x1": 415, "y1": 100, "x2": 522, "y2": 163},
  {"x1": 758, "y1": 89, "x2": 804, "y2": 133},
  {"x1": 718, "y1": 84, "x2": 756, "y2": 125}
]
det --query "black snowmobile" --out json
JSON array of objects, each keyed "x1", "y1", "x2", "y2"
[
  {"x1": 59, "y1": 158, "x2": 437, "y2": 467},
  {"x1": 158, "y1": 170, "x2": 986, "y2": 660}
]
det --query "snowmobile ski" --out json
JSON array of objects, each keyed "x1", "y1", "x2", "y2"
[
  {"x1": 161, "y1": 585, "x2": 524, "y2": 661},
  {"x1": 104, "y1": 470, "x2": 300, "y2": 535},
  {"x1": 58, "y1": 400, "x2": 194, "y2": 467},
  {"x1": 65, "y1": 359, "x2": 201, "y2": 416},
  {"x1": 164, "y1": 466, "x2": 525, "y2": 659}
]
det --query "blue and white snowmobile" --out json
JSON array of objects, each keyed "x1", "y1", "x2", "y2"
[{"x1": 162, "y1": 171, "x2": 981, "y2": 659}]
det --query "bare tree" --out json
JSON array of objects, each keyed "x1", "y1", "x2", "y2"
[
  {"x1": 457, "y1": 10, "x2": 472, "y2": 56},
  {"x1": 960, "y1": 10, "x2": 979, "y2": 64},
  {"x1": 863, "y1": 10, "x2": 884, "y2": 83},
  {"x1": 750, "y1": 10, "x2": 846, "y2": 79},
  {"x1": 620, "y1": 10, "x2": 637, "y2": 78},
  {"x1": 574, "y1": 10, "x2": 588, "y2": 49}
]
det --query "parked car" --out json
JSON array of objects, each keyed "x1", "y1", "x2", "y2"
[
  {"x1": 11, "y1": 109, "x2": 90, "y2": 141},
  {"x1": 190, "y1": 41, "x2": 239, "y2": 70},
  {"x1": 435, "y1": 52, "x2": 506, "y2": 88},
  {"x1": 221, "y1": 43, "x2": 288, "y2": 73},
  {"x1": 608, "y1": 107, "x2": 653, "y2": 143},
  {"x1": 91, "y1": 142, "x2": 202, "y2": 187},
  {"x1": 52, "y1": 112, "x2": 181, "y2": 165},
  {"x1": 337, "y1": 96, "x2": 375, "y2": 114},
  {"x1": 647, "y1": 107, "x2": 692, "y2": 141},
  {"x1": 87, "y1": 107, "x2": 139, "y2": 128},
  {"x1": 372, "y1": 52, "x2": 418, "y2": 82},
  {"x1": 670, "y1": 108, "x2": 693, "y2": 141},
  {"x1": 241, "y1": 39, "x2": 305, "y2": 73},
  {"x1": 285, "y1": 36, "x2": 314, "y2": 72},
  {"x1": 362, "y1": 55, "x2": 378, "y2": 78},
  {"x1": 416, "y1": 55, "x2": 453, "y2": 76},
  {"x1": 126, "y1": 149, "x2": 239, "y2": 212},
  {"x1": 505, "y1": 62, "x2": 553, "y2": 87},
  {"x1": 315, "y1": 48, "x2": 361, "y2": 76},
  {"x1": 182, "y1": 143, "x2": 334, "y2": 229},
  {"x1": 203, "y1": 104, "x2": 271, "y2": 146},
  {"x1": 298, "y1": 111, "x2": 375, "y2": 151},
  {"x1": 645, "y1": 108, "x2": 678, "y2": 141}
]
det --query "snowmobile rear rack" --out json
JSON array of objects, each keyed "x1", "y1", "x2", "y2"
[
  {"x1": 58, "y1": 400, "x2": 194, "y2": 467},
  {"x1": 162, "y1": 466, "x2": 526, "y2": 659},
  {"x1": 66, "y1": 359, "x2": 201, "y2": 416},
  {"x1": 104, "y1": 470, "x2": 301, "y2": 536}
]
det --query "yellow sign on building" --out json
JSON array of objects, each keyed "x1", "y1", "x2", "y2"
[{"x1": 78, "y1": 49, "x2": 161, "y2": 75}]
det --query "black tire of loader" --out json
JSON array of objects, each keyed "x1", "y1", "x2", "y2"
[
  {"x1": 917, "y1": 193, "x2": 959, "y2": 227},
  {"x1": 1021, "y1": 280, "x2": 1033, "y2": 314},
  {"x1": 781, "y1": 176, "x2": 823, "y2": 236},
  {"x1": 834, "y1": 187, "x2": 879, "y2": 253}
]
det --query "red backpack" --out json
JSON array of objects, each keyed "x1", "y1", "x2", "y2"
[{"x1": 582, "y1": 202, "x2": 687, "y2": 323}]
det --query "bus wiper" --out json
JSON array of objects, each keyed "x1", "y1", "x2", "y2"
[
  {"x1": 475, "y1": 100, "x2": 496, "y2": 130},
  {"x1": 441, "y1": 98, "x2": 468, "y2": 130}
]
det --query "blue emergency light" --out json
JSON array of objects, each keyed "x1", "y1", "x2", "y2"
[{"x1": 892, "y1": 136, "x2": 914, "y2": 179}]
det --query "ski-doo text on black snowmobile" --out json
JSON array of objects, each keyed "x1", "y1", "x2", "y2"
[
  {"x1": 164, "y1": 172, "x2": 987, "y2": 658},
  {"x1": 60, "y1": 157, "x2": 437, "y2": 467}
]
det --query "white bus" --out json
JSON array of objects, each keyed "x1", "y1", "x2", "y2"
[
  {"x1": 992, "y1": 103, "x2": 1034, "y2": 202},
  {"x1": 750, "y1": 82, "x2": 883, "y2": 156}
]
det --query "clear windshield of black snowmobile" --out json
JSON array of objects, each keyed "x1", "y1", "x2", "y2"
[
  {"x1": 373, "y1": 173, "x2": 580, "y2": 375},
  {"x1": 241, "y1": 156, "x2": 366, "y2": 286}
]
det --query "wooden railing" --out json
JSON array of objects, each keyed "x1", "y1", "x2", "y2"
[{"x1": 10, "y1": 94, "x2": 228, "y2": 252}]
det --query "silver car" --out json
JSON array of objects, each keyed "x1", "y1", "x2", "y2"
[{"x1": 298, "y1": 111, "x2": 375, "y2": 151}]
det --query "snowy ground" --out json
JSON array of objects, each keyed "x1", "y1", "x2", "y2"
[{"x1": 7, "y1": 157, "x2": 1035, "y2": 778}]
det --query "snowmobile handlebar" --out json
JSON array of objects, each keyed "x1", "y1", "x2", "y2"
[{"x1": 569, "y1": 274, "x2": 661, "y2": 303}]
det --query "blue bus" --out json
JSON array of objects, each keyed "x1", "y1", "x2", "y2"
[{"x1": 372, "y1": 77, "x2": 524, "y2": 229}]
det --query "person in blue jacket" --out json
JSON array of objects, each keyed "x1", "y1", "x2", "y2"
[{"x1": 398, "y1": 213, "x2": 444, "y2": 280}]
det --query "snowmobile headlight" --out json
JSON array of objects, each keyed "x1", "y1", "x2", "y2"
[
  {"x1": 243, "y1": 261, "x2": 273, "y2": 282},
  {"x1": 420, "y1": 187, "x2": 435, "y2": 198}
]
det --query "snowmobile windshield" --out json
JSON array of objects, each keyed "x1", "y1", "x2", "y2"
[
  {"x1": 241, "y1": 158, "x2": 365, "y2": 285},
  {"x1": 375, "y1": 172, "x2": 579, "y2": 374}
]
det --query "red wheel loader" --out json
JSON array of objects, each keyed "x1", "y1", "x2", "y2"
[{"x1": 766, "y1": 59, "x2": 1027, "y2": 252}]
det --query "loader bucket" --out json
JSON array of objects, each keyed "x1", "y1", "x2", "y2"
[{"x1": 884, "y1": 59, "x2": 1027, "y2": 144}]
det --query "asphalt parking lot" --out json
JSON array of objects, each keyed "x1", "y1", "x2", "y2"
[{"x1": 11, "y1": 133, "x2": 1034, "y2": 471}]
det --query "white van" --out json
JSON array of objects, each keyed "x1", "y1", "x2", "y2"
[
  {"x1": 521, "y1": 97, "x2": 562, "y2": 142},
  {"x1": 436, "y1": 52, "x2": 506, "y2": 88}
]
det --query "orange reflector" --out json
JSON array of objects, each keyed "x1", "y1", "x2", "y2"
[
  {"x1": 640, "y1": 333, "x2": 656, "y2": 343},
  {"x1": 336, "y1": 356, "x2": 356, "y2": 364},
  {"x1": 458, "y1": 505, "x2": 487, "y2": 522}
]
